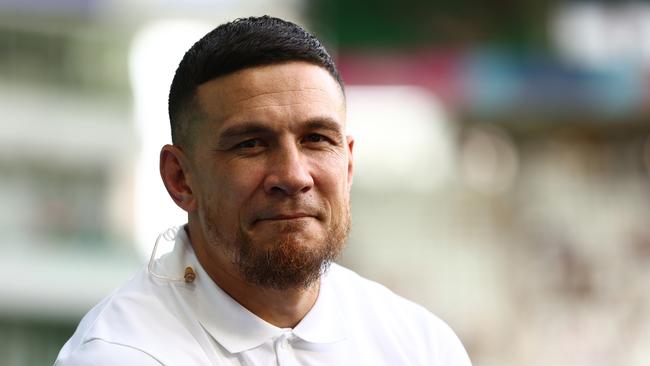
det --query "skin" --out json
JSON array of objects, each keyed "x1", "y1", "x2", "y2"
[{"x1": 160, "y1": 61, "x2": 354, "y2": 328}]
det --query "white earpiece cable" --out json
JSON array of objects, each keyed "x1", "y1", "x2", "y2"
[{"x1": 148, "y1": 227, "x2": 195, "y2": 283}]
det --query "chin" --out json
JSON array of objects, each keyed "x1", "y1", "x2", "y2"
[
  {"x1": 254, "y1": 218, "x2": 321, "y2": 237},
  {"x1": 263, "y1": 231, "x2": 325, "y2": 249}
]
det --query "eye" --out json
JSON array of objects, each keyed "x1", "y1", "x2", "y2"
[
  {"x1": 234, "y1": 139, "x2": 261, "y2": 149},
  {"x1": 304, "y1": 134, "x2": 328, "y2": 143}
]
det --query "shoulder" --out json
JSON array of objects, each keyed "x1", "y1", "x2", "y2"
[
  {"x1": 327, "y1": 263, "x2": 431, "y2": 319},
  {"x1": 55, "y1": 339, "x2": 162, "y2": 366},
  {"x1": 327, "y1": 263, "x2": 472, "y2": 365},
  {"x1": 56, "y1": 268, "x2": 201, "y2": 365}
]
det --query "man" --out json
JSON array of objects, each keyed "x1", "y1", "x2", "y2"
[{"x1": 55, "y1": 16, "x2": 472, "y2": 365}]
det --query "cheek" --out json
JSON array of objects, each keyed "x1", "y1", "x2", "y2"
[
  {"x1": 196, "y1": 164, "x2": 258, "y2": 212},
  {"x1": 310, "y1": 154, "x2": 350, "y2": 198},
  {"x1": 215, "y1": 164, "x2": 267, "y2": 213}
]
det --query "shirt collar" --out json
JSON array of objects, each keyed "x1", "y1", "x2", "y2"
[
  {"x1": 159, "y1": 226, "x2": 347, "y2": 354},
  {"x1": 291, "y1": 268, "x2": 347, "y2": 344}
]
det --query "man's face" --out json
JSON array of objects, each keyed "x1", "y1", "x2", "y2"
[{"x1": 187, "y1": 62, "x2": 353, "y2": 290}]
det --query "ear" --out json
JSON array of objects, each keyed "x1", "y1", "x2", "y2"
[
  {"x1": 160, "y1": 144, "x2": 197, "y2": 213},
  {"x1": 346, "y1": 135, "x2": 355, "y2": 188}
]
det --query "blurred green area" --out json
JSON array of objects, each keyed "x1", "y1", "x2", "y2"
[
  {"x1": 0, "y1": 317, "x2": 76, "y2": 366},
  {"x1": 310, "y1": 0, "x2": 553, "y2": 50}
]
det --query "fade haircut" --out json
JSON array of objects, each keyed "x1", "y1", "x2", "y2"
[{"x1": 168, "y1": 15, "x2": 343, "y2": 148}]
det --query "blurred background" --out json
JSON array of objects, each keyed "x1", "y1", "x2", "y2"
[{"x1": 1, "y1": 0, "x2": 650, "y2": 365}]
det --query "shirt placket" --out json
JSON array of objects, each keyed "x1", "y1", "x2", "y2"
[{"x1": 274, "y1": 332, "x2": 300, "y2": 366}]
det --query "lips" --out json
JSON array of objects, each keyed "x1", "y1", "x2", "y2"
[
  {"x1": 251, "y1": 201, "x2": 324, "y2": 225},
  {"x1": 252, "y1": 207, "x2": 322, "y2": 225},
  {"x1": 257, "y1": 213, "x2": 314, "y2": 221}
]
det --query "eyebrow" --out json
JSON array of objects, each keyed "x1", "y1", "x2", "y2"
[
  {"x1": 217, "y1": 122, "x2": 273, "y2": 145},
  {"x1": 217, "y1": 117, "x2": 344, "y2": 145},
  {"x1": 303, "y1": 118, "x2": 345, "y2": 140}
]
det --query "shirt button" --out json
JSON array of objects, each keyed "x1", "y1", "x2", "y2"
[{"x1": 280, "y1": 338, "x2": 289, "y2": 349}]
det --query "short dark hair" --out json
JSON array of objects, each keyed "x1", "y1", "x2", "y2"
[{"x1": 168, "y1": 15, "x2": 343, "y2": 147}]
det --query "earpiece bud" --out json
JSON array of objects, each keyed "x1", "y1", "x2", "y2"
[{"x1": 184, "y1": 266, "x2": 196, "y2": 283}]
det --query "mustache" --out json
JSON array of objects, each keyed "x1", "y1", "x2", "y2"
[{"x1": 252, "y1": 200, "x2": 326, "y2": 222}]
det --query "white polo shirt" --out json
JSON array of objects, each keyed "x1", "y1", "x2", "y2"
[{"x1": 55, "y1": 228, "x2": 472, "y2": 365}]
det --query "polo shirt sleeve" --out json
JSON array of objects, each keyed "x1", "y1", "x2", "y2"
[
  {"x1": 435, "y1": 319, "x2": 473, "y2": 366},
  {"x1": 55, "y1": 339, "x2": 162, "y2": 366}
]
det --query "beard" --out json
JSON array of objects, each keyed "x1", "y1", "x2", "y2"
[{"x1": 201, "y1": 203, "x2": 350, "y2": 291}]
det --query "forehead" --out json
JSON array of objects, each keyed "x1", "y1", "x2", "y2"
[{"x1": 195, "y1": 62, "x2": 345, "y2": 131}]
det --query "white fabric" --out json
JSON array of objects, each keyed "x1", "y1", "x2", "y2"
[{"x1": 55, "y1": 228, "x2": 472, "y2": 366}]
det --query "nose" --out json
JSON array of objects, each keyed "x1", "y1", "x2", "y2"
[{"x1": 263, "y1": 144, "x2": 314, "y2": 196}]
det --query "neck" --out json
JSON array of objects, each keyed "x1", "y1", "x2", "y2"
[{"x1": 186, "y1": 223, "x2": 319, "y2": 328}]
